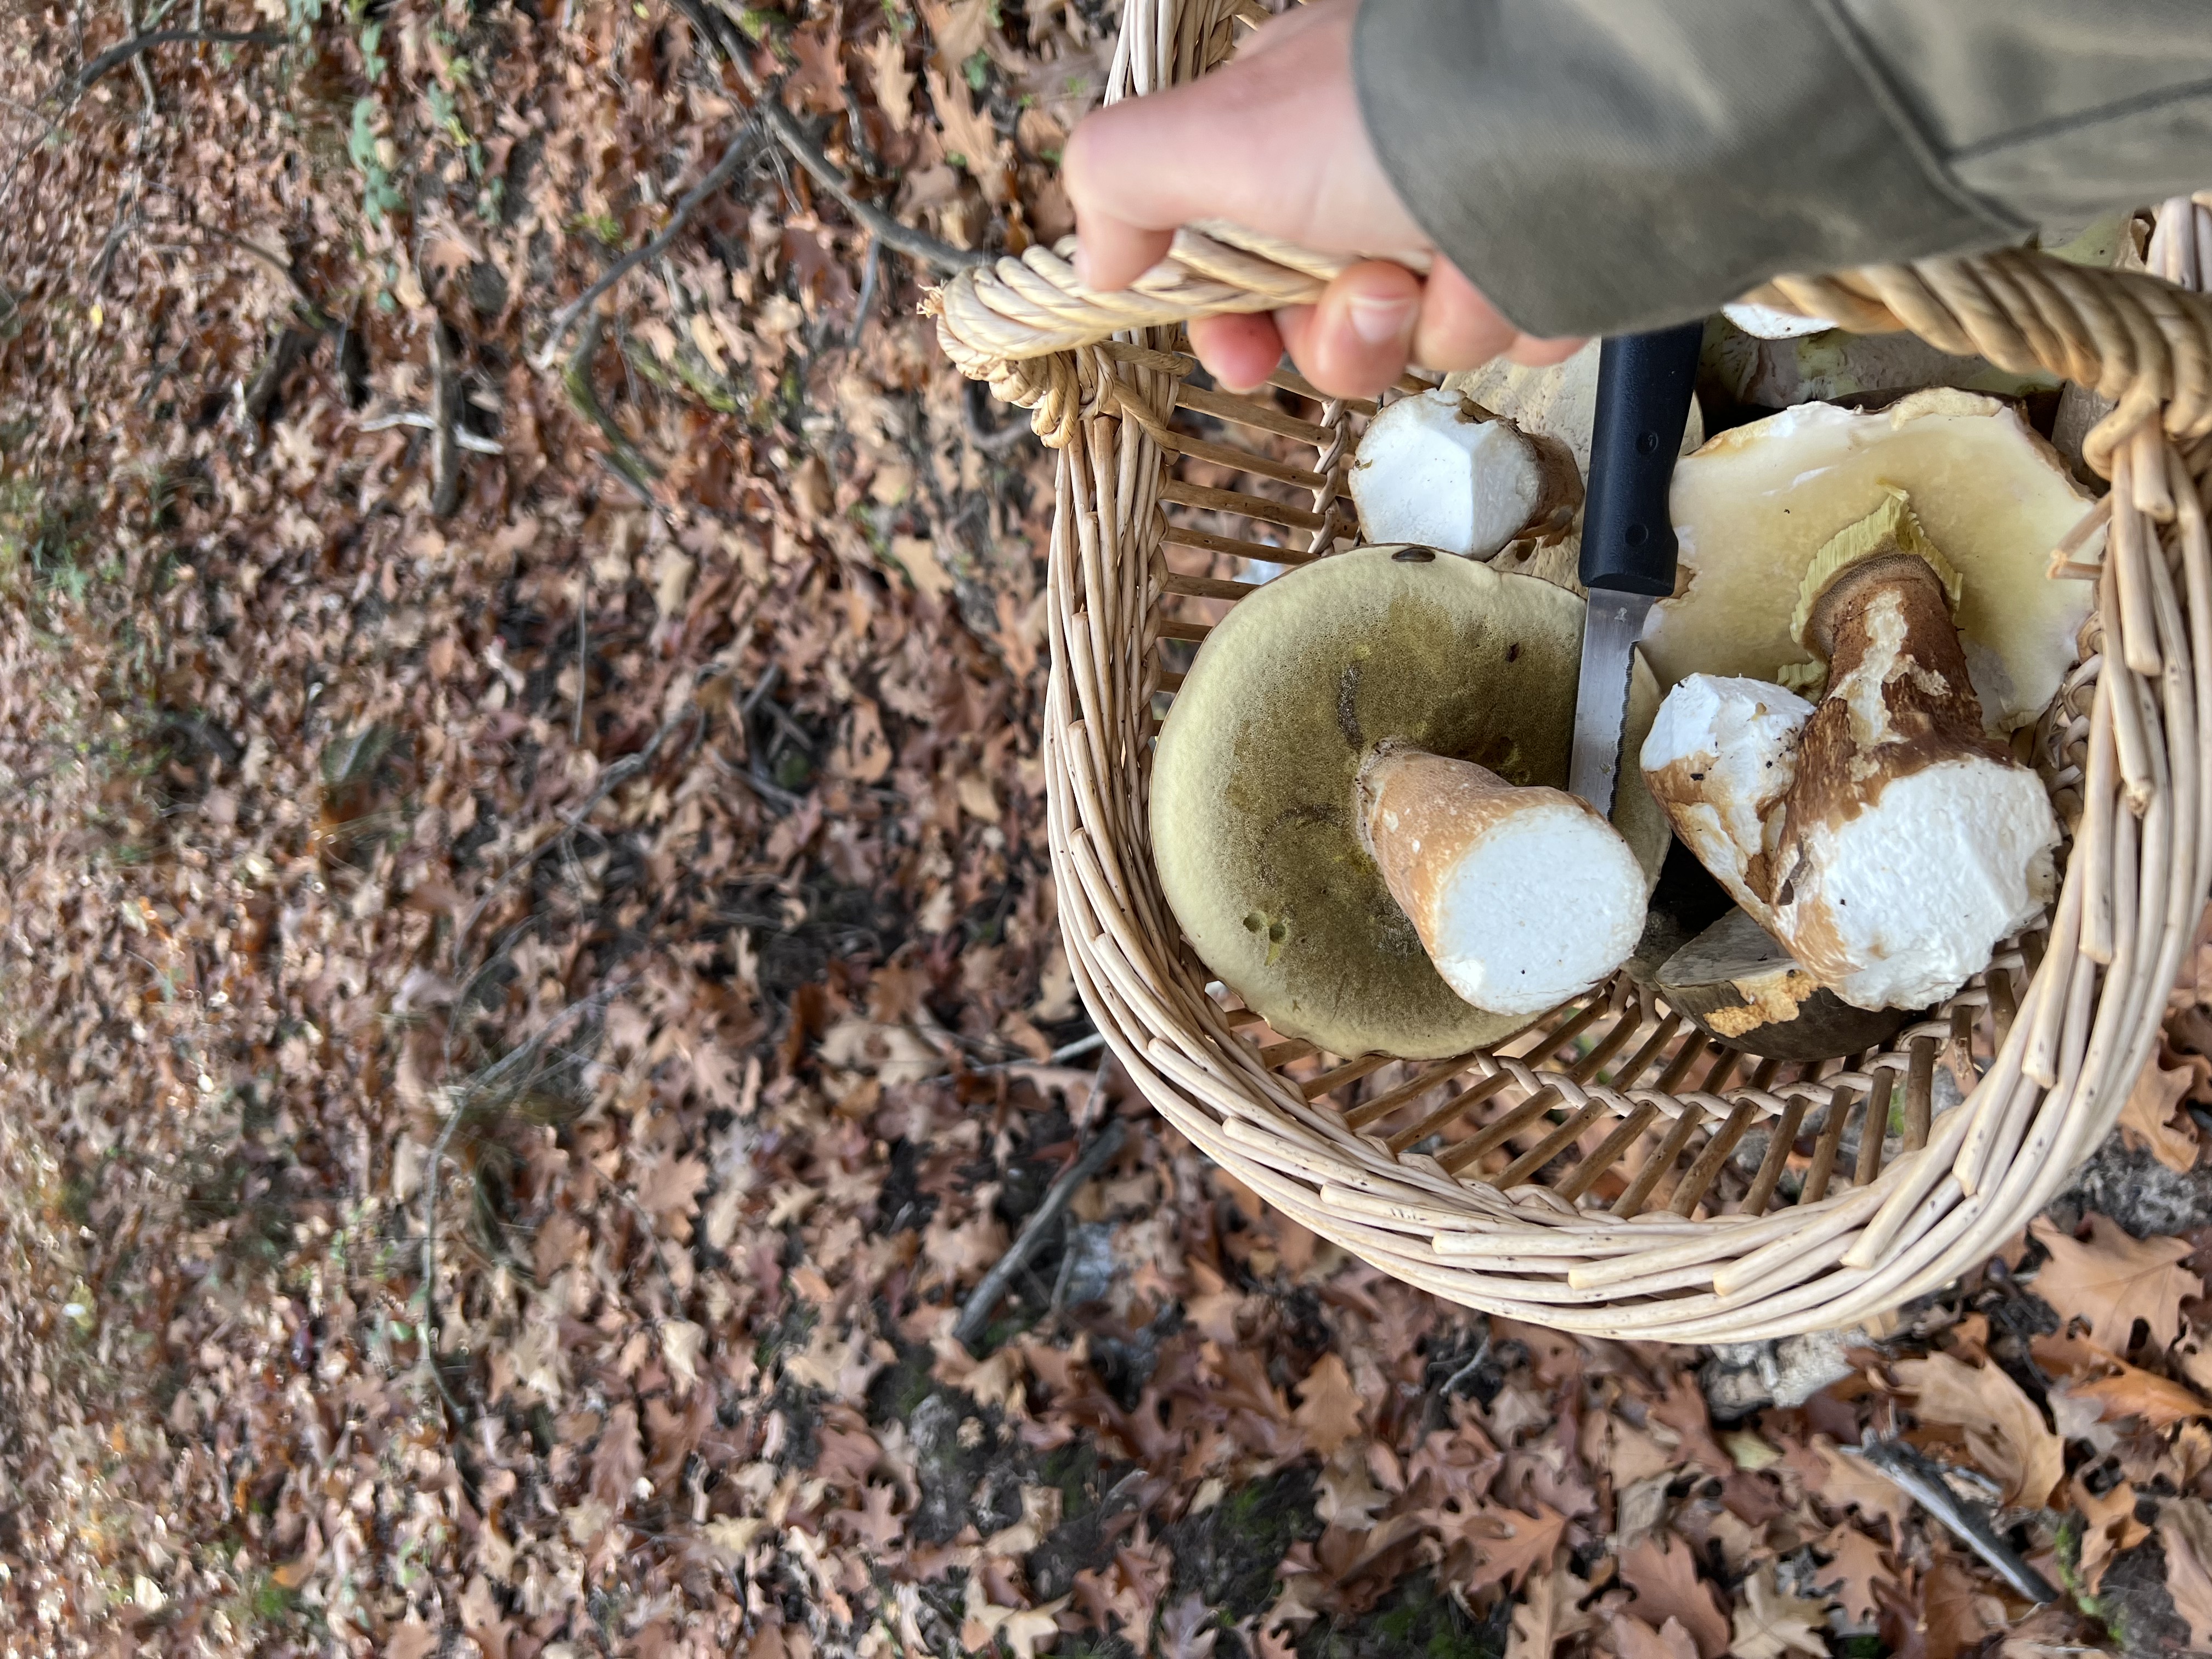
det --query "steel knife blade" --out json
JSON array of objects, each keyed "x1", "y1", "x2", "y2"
[{"x1": 1568, "y1": 321, "x2": 1706, "y2": 817}]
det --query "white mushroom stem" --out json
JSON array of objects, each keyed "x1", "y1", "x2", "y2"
[
  {"x1": 1351, "y1": 389, "x2": 1583, "y2": 560},
  {"x1": 1643, "y1": 515, "x2": 2058, "y2": 1012},
  {"x1": 1356, "y1": 744, "x2": 1647, "y2": 1018}
]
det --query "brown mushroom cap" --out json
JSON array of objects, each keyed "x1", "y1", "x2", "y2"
[{"x1": 1150, "y1": 547, "x2": 1669, "y2": 1059}]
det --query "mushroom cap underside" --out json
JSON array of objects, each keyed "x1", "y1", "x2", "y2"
[
  {"x1": 1646, "y1": 395, "x2": 2095, "y2": 735},
  {"x1": 1150, "y1": 546, "x2": 1668, "y2": 1060}
]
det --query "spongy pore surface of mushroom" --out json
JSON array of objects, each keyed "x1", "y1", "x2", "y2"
[
  {"x1": 1648, "y1": 391, "x2": 2094, "y2": 735},
  {"x1": 1151, "y1": 547, "x2": 1669, "y2": 1060}
]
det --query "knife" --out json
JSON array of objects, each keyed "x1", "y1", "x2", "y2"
[{"x1": 1568, "y1": 321, "x2": 1707, "y2": 816}]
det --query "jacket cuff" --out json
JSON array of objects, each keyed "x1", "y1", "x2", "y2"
[{"x1": 1352, "y1": 0, "x2": 2026, "y2": 338}]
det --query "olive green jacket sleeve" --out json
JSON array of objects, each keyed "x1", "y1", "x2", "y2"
[{"x1": 1354, "y1": 0, "x2": 2212, "y2": 337}]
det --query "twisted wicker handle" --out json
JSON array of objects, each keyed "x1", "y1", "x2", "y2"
[{"x1": 927, "y1": 222, "x2": 2212, "y2": 471}]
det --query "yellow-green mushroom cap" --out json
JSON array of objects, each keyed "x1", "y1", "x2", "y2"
[{"x1": 1150, "y1": 546, "x2": 1667, "y2": 1060}]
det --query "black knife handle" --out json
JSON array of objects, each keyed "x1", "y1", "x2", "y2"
[{"x1": 1578, "y1": 320, "x2": 1706, "y2": 596}]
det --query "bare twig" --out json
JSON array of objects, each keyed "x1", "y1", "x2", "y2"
[
  {"x1": 847, "y1": 233, "x2": 881, "y2": 347},
  {"x1": 358, "y1": 410, "x2": 503, "y2": 454},
  {"x1": 667, "y1": 0, "x2": 982, "y2": 273},
  {"x1": 562, "y1": 311, "x2": 662, "y2": 503},
  {"x1": 76, "y1": 27, "x2": 281, "y2": 90},
  {"x1": 429, "y1": 320, "x2": 463, "y2": 518},
  {"x1": 1854, "y1": 1437, "x2": 2059, "y2": 1603},
  {"x1": 533, "y1": 123, "x2": 763, "y2": 370},
  {"x1": 954, "y1": 1115, "x2": 1126, "y2": 1353},
  {"x1": 966, "y1": 1031, "x2": 1105, "y2": 1074},
  {"x1": 456, "y1": 698, "x2": 704, "y2": 950}
]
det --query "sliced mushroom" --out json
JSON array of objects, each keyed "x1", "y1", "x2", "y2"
[
  {"x1": 1350, "y1": 389, "x2": 1582, "y2": 560},
  {"x1": 1152, "y1": 546, "x2": 1669, "y2": 1058},
  {"x1": 1647, "y1": 392, "x2": 2095, "y2": 736},
  {"x1": 1643, "y1": 492, "x2": 2060, "y2": 1012},
  {"x1": 1357, "y1": 742, "x2": 1647, "y2": 1018}
]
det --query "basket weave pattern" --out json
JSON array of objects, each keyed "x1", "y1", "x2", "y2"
[{"x1": 930, "y1": 0, "x2": 2212, "y2": 1340}]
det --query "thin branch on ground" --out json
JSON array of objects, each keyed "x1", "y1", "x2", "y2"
[
  {"x1": 953, "y1": 1115, "x2": 1126, "y2": 1353},
  {"x1": 1854, "y1": 1437, "x2": 2059, "y2": 1603},
  {"x1": 668, "y1": 0, "x2": 983, "y2": 273},
  {"x1": 76, "y1": 27, "x2": 281, "y2": 90},
  {"x1": 358, "y1": 410, "x2": 503, "y2": 454},
  {"x1": 561, "y1": 312, "x2": 663, "y2": 504},
  {"x1": 532, "y1": 122, "x2": 764, "y2": 370},
  {"x1": 456, "y1": 696, "x2": 706, "y2": 953}
]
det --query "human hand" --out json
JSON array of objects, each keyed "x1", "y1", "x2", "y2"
[{"x1": 1061, "y1": 0, "x2": 1581, "y2": 400}]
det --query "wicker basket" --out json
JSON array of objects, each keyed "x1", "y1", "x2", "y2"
[{"x1": 926, "y1": 0, "x2": 2212, "y2": 1341}]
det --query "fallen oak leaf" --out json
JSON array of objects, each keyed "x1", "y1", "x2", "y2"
[
  {"x1": 2159, "y1": 1498, "x2": 2212, "y2": 1650},
  {"x1": 1464, "y1": 1502, "x2": 1570, "y2": 1595},
  {"x1": 2070, "y1": 1474, "x2": 2148, "y2": 1595},
  {"x1": 1729, "y1": 1565, "x2": 1829, "y2": 1659},
  {"x1": 1891, "y1": 1350, "x2": 2063, "y2": 1506},
  {"x1": 1813, "y1": 1525, "x2": 1895, "y2": 1626},
  {"x1": 1506, "y1": 1561, "x2": 1594, "y2": 1659},
  {"x1": 1617, "y1": 1531, "x2": 1730, "y2": 1659},
  {"x1": 2029, "y1": 1212, "x2": 2202, "y2": 1352},
  {"x1": 1606, "y1": 1615, "x2": 1699, "y2": 1659},
  {"x1": 1292, "y1": 1353, "x2": 1366, "y2": 1459},
  {"x1": 2119, "y1": 1052, "x2": 2200, "y2": 1172}
]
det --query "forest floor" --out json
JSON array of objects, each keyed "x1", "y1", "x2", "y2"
[{"x1": 8, "y1": 1, "x2": 2212, "y2": 1655}]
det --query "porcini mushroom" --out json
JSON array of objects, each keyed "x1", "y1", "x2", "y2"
[
  {"x1": 1357, "y1": 741, "x2": 1647, "y2": 1018},
  {"x1": 1642, "y1": 492, "x2": 2060, "y2": 1012},
  {"x1": 1646, "y1": 391, "x2": 2095, "y2": 735},
  {"x1": 1152, "y1": 546, "x2": 1670, "y2": 1059},
  {"x1": 1655, "y1": 906, "x2": 1910, "y2": 1060},
  {"x1": 1350, "y1": 388, "x2": 1583, "y2": 560}
]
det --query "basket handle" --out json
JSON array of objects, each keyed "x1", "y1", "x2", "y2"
[{"x1": 927, "y1": 220, "x2": 2212, "y2": 471}]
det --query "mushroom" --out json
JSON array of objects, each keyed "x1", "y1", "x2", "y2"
[
  {"x1": 1641, "y1": 490, "x2": 2061, "y2": 1011},
  {"x1": 1655, "y1": 906, "x2": 1910, "y2": 1060},
  {"x1": 1350, "y1": 388, "x2": 1582, "y2": 560},
  {"x1": 1152, "y1": 546, "x2": 1671, "y2": 1059},
  {"x1": 1356, "y1": 741, "x2": 1648, "y2": 1018},
  {"x1": 1645, "y1": 391, "x2": 2095, "y2": 736}
]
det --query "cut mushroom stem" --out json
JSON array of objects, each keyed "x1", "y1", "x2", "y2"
[
  {"x1": 1350, "y1": 389, "x2": 1584, "y2": 560},
  {"x1": 1644, "y1": 492, "x2": 2059, "y2": 1012},
  {"x1": 1357, "y1": 741, "x2": 1647, "y2": 1018}
]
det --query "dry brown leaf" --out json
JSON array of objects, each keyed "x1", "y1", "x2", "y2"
[
  {"x1": 635, "y1": 1152, "x2": 710, "y2": 1218},
  {"x1": 918, "y1": 0, "x2": 994, "y2": 74},
  {"x1": 384, "y1": 1615, "x2": 439, "y2": 1659},
  {"x1": 2069, "y1": 1356, "x2": 2212, "y2": 1427},
  {"x1": 1507, "y1": 1562, "x2": 1594, "y2": 1659},
  {"x1": 2119, "y1": 1052, "x2": 2200, "y2": 1172},
  {"x1": 1729, "y1": 1567, "x2": 1829, "y2": 1659},
  {"x1": 1293, "y1": 1354, "x2": 1366, "y2": 1459},
  {"x1": 1922, "y1": 1557, "x2": 2005, "y2": 1659},
  {"x1": 927, "y1": 68, "x2": 1012, "y2": 205},
  {"x1": 589, "y1": 1403, "x2": 644, "y2": 1515},
  {"x1": 460, "y1": 1574, "x2": 511, "y2": 1659},
  {"x1": 1607, "y1": 1615, "x2": 1700, "y2": 1659},
  {"x1": 1465, "y1": 1503, "x2": 1570, "y2": 1595},
  {"x1": 2072, "y1": 1475, "x2": 2149, "y2": 1594},
  {"x1": 1814, "y1": 1525, "x2": 1895, "y2": 1625},
  {"x1": 865, "y1": 31, "x2": 916, "y2": 130},
  {"x1": 1618, "y1": 1532, "x2": 1731, "y2": 1659},
  {"x1": 2161, "y1": 1499, "x2": 2212, "y2": 1650},
  {"x1": 2030, "y1": 1213, "x2": 2204, "y2": 1351},
  {"x1": 1892, "y1": 1350, "x2": 2063, "y2": 1505}
]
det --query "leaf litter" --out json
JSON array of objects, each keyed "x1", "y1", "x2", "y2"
[{"x1": 8, "y1": 0, "x2": 2212, "y2": 1655}]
